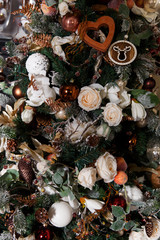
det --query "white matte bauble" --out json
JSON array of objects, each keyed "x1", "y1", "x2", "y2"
[{"x1": 48, "y1": 201, "x2": 73, "y2": 227}]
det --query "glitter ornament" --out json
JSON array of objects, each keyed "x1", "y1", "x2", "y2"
[
  {"x1": 59, "y1": 84, "x2": 79, "y2": 101},
  {"x1": 62, "y1": 13, "x2": 79, "y2": 32},
  {"x1": 48, "y1": 201, "x2": 73, "y2": 227},
  {"x1": 12, "y1": 85, "x2": 24, "y2": 99},
  {"x1": 108, "y1": 196, "x2": 126, "y2": 211},
  {"x1": 26, "y1": 53, "x2": 50, "y2": 76},
  {"x1": 35, "y1": 226, "x2": 52, "y2": 240},
  {"x1": 147, "y1": 136, "x2": 160, "y2": 163},
  {"x1": 143, "y1": 76, "x2": 156, "y2": 91}
]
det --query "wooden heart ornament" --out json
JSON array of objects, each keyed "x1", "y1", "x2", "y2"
[{"x1": 78, "y1": 16, "x2": 115, "y2": 52}]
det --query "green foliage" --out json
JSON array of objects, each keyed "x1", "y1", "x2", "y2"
[
  {"x1": 35, "y1": 194, "x2": 59, "y2": 208},
  {"x1": 0, "y1": 170, "x2": 19, "y2": 186},
  {"x1": 5, "y1": 41, "x2": 16, "y2": 56},
  {"x1": 14, "y1": 209, "x2": 27, "y2": 235},
  {"x1": 0, "y1": 188, "x2": 10, "y2": 209},
  {"x1": 0, "y1": 126, "x2": 17, "y2": 139},
  {"x1": 110, "y1": 220, "x2": 125, "y2": 231},
  {"x1": 112, "y1": 206, "x2": 125, "y2": 218},
  {"x1": 25, "y1": 213, "x2": 36, "y2": 236},
  {"x1": 45, "y1": 0, "x2": 56, "y2": 6},
  {"x1": 99, "y1": 63, "x2": 118, "y2": 86},
  {"x1": 36, "y1": 103, "x2": 52, "y2": 114},
  {"x1": 0, "y1": 232, "x2": 12, "y2": 240},
  {"x1": 75, "y1": 0, "x2": 95, "y2": 20},
  {"x1": 119, "y1": 4, "x2": 130, "y2": 18},
  {"x1": 135, "y1": 131, "x2": 148, "y2": 156},
  {"x1": 131, "y1": 89, "x2": 160, "y2": 107},
  {"x1": 75, "y1": 148, "x2": 101, "y2": 170}
]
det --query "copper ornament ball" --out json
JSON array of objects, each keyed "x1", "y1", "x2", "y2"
[
  {"x1": 143, "y1": 76, "x2": 156, "y2": 91},
  {"x1": 62, "y1": 14, "x2": 79, "y2": 32},
  {"x1": 12, "y1": 85, "x2": 24, "y2": 99},
  {"x1": 59, "y1": 84, "x2": 79, "y2": 101}
]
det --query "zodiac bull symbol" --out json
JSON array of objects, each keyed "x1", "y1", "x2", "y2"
[{"x1": 113, "y1": 45, "x2": 131, "y2": 62}]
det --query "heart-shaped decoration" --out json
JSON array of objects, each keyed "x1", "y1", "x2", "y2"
[{"x1": 78, "y1": 16, "x2": 115, "y2": 52}]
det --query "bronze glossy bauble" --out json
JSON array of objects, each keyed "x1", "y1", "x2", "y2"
[
  {"x1": 143, "y1": 76, "x2": 156, "y2": 91},
  {"x1": 151, "y1": 166, "x2": 160, "y2": 188},
  {"x1": 136, "y1": 118, "x2": 147, "y2": 128},
  {"x1": 12, "y1": 85, "x2": 24, "y2": 99},
  {"x1": 62, "y1": 13, "x2": 79, "y2": 32},
  {"x1": 59, "y1": 84, "x2": 79, "y2": 101}
]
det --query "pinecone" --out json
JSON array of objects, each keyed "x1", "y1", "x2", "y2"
[
  {"x1": 145, "y1": 218, "x2": 153, "y2": 237},
  {"x1": 35, "y1": 208, "x2": 48, "y2": 224},
  {"x1": 7, "y1": 139, "x2": 17, "y2": 152},
  {"x1": 18, "y1": 157, "x2": 35, "y2": 185}
]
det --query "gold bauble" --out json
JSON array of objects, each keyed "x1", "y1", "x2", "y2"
[{"x1": 144, "y1": 0, "x2": 160, "y2": 13}]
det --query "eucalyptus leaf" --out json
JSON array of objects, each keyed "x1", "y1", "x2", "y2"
[
  {"x1": 124, "y1": 220, "x2": 135, "y2": 230},
  {"x1": 129, "y1": 32, "x2": 140, "y2": 46},
  {"x1": 110, "y1": 220, "x2": 125, "y2": 231},
  {"x1": 121, "y1": 19, "x2": 130, "y2": 32},
  {"x1": 119, "y1": 4, "x2": 130, "y2": 17},
  {"x1": 45, "y1": 0, "x2": 57, "y2": 6},
  {"x1": 53, "y1": 172, "x2": 63, "y2": 185},
  {"x1": 112, "y1": 205, "x2": 125, "y2": 218}
]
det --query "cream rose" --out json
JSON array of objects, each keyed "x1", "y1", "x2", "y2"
[
  {"x1": 78, "y1": 86, "x2": 102, "y2": 112},
  {"x1": 103, "y1": 103, "x2": 122, "y2": 126},
  {"x1": 78, "y1": 167, "x2": 97, "y2": 190},
  {"x1": 58, "y1": 2, "x2": 69, "y2": 17},
  {"x1": 95, "y1": 152, "x2": 117, "y2": 183},
  {"x1": 129, "y1": 230, "x2": 146, "y2": 240},
  {"x1": 21, "y1": 107, "x2": 34, "y2": 124}
]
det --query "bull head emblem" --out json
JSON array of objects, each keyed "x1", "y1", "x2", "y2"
[{"x1": 113, "y1": 45, "x2": 131, "y2": 62}]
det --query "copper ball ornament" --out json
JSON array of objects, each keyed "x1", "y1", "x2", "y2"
[
  {"x1": 62, "y1": 13, "x2": 79, "y2": 32},
  {"x1": 143, "y1": 76, "x2": 156, "y2": 91},
  {"x1": 59, "y1": 84, "x2": 79, "y2": 101},
  {"x1": 12, "y1": 85, "x2": 24, "y2": 99}
]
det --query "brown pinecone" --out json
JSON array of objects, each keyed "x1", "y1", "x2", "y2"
[
  {"x1": 7, "y1": 139, "x2": 17, "y2": 152},
  {"x1": 35, "y1": 208, "x2": 48, "y2": 224},
  {"x1": 18, "y1": 157, "x2": 35, "y2": 185},
  {"x1": 145, "y1": 218, "x2": 153, "y2": 237}
]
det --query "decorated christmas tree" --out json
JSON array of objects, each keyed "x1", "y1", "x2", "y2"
[{"x1": 0, "y1": 0, "x2": 160, "y2": 239}]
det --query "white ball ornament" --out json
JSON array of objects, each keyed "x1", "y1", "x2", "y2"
[
  {"x1": 48, "y1": 201, "x2": 73, "y2": 227},
  {"x1": 26, "y1": 53, "x2": 50, "y2": 76}
]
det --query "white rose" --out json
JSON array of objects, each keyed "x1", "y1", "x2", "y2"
[
  {"x1": 95, "y1": 152, "x2": 117, "y2": 183},
  {"x1": 82, "y1": 198, "x2": 104, "y2": 213},
  {"x1": 78, "y1": 86, "x2": 102, "y2": 112},
  {"x1": 26, "y1": 83, "x2": 56, "y2": 107},
  {"x1": 103, "y1": 103, "x2": 123, "y2": 126},
  {"x1": 131, "y1": 100, "x2": 147, "y2": 121},
  {"x1": 124, "y1": 186, "x2": 143, "y2": 202},
  {"x1": 96, "y1": 123, "x2": 111, "y2": 138},
  {"x1": 58, "y1": 2, "x2": 69, "y2": 17},
  {"x1": 105, "y1": 84, "x2": 121, "y2": 104},
  {"x1": 129, "y1": 230, "x2": 147, "y2": 240},
  {"x1": 119, "y1": 90, "x2": 131, "y2": 108},
  {"x1": 21, "y1": 107, "x2": 34, "y2": 124},
  {"x1": 78, "y1": 167, "x2": 97, "y2": 190},
  {"x1": 37, "y1": 161, "x2": 49, "y2": 174}
]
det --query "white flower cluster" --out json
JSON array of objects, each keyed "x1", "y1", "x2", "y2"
[
  {"x1": 78, "y1": 151, "x2": 117, "y2": 190},
  {"x1": 78, "y1": 82, "x2": 147, "y2": 126}
]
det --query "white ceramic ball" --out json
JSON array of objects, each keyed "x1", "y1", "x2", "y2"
[
  {"x1": 26, "y1": 53, "x2": 50, "y2": 76},
  {"x1": 48, "y1": 201, "x2": 73, "y2": 227}
]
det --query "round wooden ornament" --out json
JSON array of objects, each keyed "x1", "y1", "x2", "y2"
[{"x1": 108, "y1": 40, "x2": 137, "y2": 65}]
